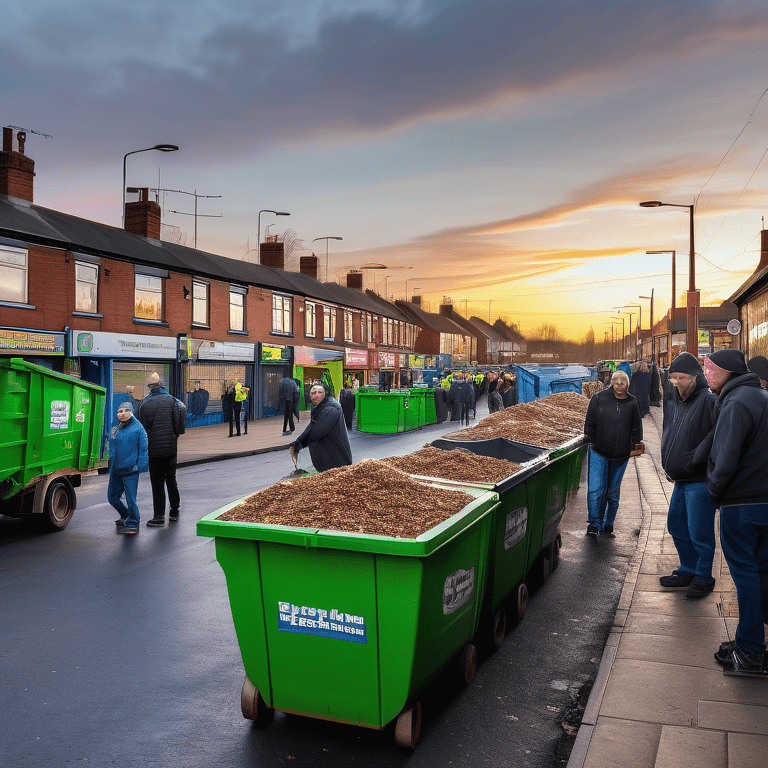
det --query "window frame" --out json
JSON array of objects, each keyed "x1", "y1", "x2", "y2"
[
  {"x1": 192, "y1": 279, "x2": 209, "y2": 328},
  {"x1": 134, "y1": 273, "x2": 164, "y2": 322},
  {"x1": 305, "y1": 301, "x2": 316, "y2": 338},
  {"x1": 344, "y1": 310, "x2": 353, "y2": 342},
  {"x1": 0, "y1": 245, "x2": 29, "y2": 305},
  {"x1": 229, "y1": 284, "x2": 247, "y2": 333},
  {"x1": 272, "y1": 293, "x2": 293, "y2": 336}
]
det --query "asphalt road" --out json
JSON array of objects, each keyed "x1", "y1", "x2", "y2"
[{"x1": 1, "y1": 420, "x2": 638, "y2": 768}]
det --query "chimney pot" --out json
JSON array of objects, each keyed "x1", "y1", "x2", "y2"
[{"x1": 260, "y1": 241, "x2": 285, "y2": 270}]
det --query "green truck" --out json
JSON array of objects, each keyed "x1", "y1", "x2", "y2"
[{"x1": 0, "y1": 358, "x2": 107, "y2": 530}]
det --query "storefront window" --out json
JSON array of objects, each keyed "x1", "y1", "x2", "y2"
[
  {"x1": 272, "y1": 294, "x2": 292, "y2": 334},
  {"x1": 306, "y1": 302, "x2": 316, "y2": 337},
  {"x1": 192, "y1": 280, "x2": 208, "y2": 326},
  {"x1": 75, "y1": 262, "x2": 98, "y2": 313},
  {"x1": 0, "y1": 246, "x2": 27, "y2": 304},
  {"x1": 184, "y1": 361, "x2": 247, "y2": 415},
  {"x1": 135, "y1": 274, "x2": 163, "y2": 320},
  {"x1": 112, "y1": 362, "x2": 171, "y2": 422},
  {"x1": 745, "y1": 292, "x2": 768, "y2": 358}
]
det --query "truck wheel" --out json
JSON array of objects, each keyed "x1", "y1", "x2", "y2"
[
  {"x1": 517, "y1": 583, "x2": 529, "y2": 621},
  {"x1": 42, "y1": 478, "x2": 76, "y2": 531},
  {"x1": 394, "y1": 701, "x2": 421, "y2": 750},
  {"x1": 241, "y1": 676, "x2": 274, "y2": 726}
]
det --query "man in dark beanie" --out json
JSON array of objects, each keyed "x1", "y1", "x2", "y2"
[
  {"x1": 702, "y1": 349, "x2": 768, "y2": 676},
  {"x1": 659, "y1": 353, "x2": 718, "y2": 598}
]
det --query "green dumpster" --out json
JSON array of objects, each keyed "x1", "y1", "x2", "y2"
[
  {"x1": 422, "y1": 388, "x2": 437, "y2": 425},
  {"x1": 403, "y1": 390, "x2": 423, "y2": 431},
  {"x1": 428, "y1": 437, "x2": 550, "y2": 645},
  {"x1": 197, "y1": 485, "x2": 498, "y2": 749},
  {"x1": 355, "y1": 390, "x2": 406, "y2": 433},
  {"x1": 0, "y1": 357, "x2": 107, "y2": 529}
]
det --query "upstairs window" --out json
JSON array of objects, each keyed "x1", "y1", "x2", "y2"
[
  {"x1": 344, "y1": 311, "x2": 353, "y2": 342},
  {"x1": 192, "y1": 280, "x2": 209, "y2": 326},
  {"x1": 0, "y1": 246, "x2": 28, "y2": 304},
  {"x1": 324, "y1": 306, "x2": 337, "y2": 340},
  {"x1": 230, "y1": 286, "x2": 247, "y2": 332},
  {"x1": 305, "y1": 302, "x2": 316, "y2": 337},
  {"x1": 272, "y1": 294, "x2": 293, "y2": 334},
  {"x1": 75, "y1": 261, "x2": 99, "y2": 313},
  {"x1": 135, "y1": 274, "x2": 163, "y2": 320}
]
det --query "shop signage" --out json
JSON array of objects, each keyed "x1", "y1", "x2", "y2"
[
  {"x1": 344, "y1": 348, "x2": 368, "y2": 367},
  {"x1": 277, "y1": 601, "x2": 367, "y2": 644},
  {"x1": 261, "y1": 343, "x2": 292, "y2": 364},
  {"x1": 0, "y1": 328, "x2": 65, "y2": 355},
  {"x1": 378, "y1": 352, "x2": 395, "y2": 368},
  {"x1": 443, "y1": 568, "x2": 474, "y2": 615},
  {"x1": 195, "y1": 340, "x2": 255, "y2": 362},
  {"x1": 398, "y1": 354, "x2": 409, "y2": 368},
  {"x1": 72, "y1": 330, "x2": 177, "y2": 359},
  {"x1": 294, "y1": 346, "x2": 344, "y2": 366},
  {"x1": 697, "y1": 329, "x2": 710, "y2": 346},
  {"x1": 409, "y1": 354, "x2": 425, "y2": 368}
]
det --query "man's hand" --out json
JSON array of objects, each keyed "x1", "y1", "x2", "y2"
[
  {"x1": 630, "y1": 442, "x2": 645, "y2": 457},
  {"x1": 289, "y1": 444, "x2": 298, "y2": 465}
]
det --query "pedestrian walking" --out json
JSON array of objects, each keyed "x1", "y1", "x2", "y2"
[
  {"x1": 234, "y1": 381, "x2": 248, "y2": 435},
  {"x1": 499, "y1": 375, "x2": 516, "y2": 408},
  {"x1": 279, "y1": 374, "x2": 300, "y2": 435},
  {"x1": 137, "y1": 372, "x2": 185, "y2": 528},
  {"x1": 703, "y1": 349, "x2": 768, "y2": 676},
  {"x1": 658, "y1": 353, "x2": 718, "y2": 598},
  {"x1": 583, "y1": 370, "x2": 643, "y2": 536},
  {"x1": 289, "y1": 382, "x2": 353, "y2": 473},
  {"x1": 629, "y1": 361, "x2": 651, "y2": 417},
  {"x1": 108, "y1": 402, "x2": 149, "y2": 535},
  {"x1": 339, "y1": 382, "x2": 355, "y2": 429}
]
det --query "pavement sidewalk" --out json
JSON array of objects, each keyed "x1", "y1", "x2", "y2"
[{"x1": 568, "y1": 407, "x2": 768, "y2": 768}]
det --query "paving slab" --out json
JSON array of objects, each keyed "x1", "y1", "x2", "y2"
[
  {"x1": 628, "y1": 592, "x2": 724, "y2": 618},
  {"x1": 727, "y1": 732, "x2": 768, "y2": 767},
  {"x1": 615, "y1": 633, "x2": 730, "y2": 671},
  {"x1": 622, "y1": 612, "x2": 728, "y2": 639},
  {"x1": 582, "y1": 717, "x2": 662, "y2": 768},
  {"x1": 653, "y1": 724, "x2": 726, "y2": 768},
  {"x1": 698, "y1": 701, "x2": 768, "y2": 735}
]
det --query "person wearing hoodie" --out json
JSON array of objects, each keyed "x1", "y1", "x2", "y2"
[
  {"x1": 702, "y1": 349, "x2": 768, "y2": 676},
  {"x1": 108, "y1": 402, "x2": 149, "y2": 535},
  {"x1": 289, "y1": 382, "x2": 353, "y2": 472},
  {"x1": 583, "y1": 370, "x2": 643, "y2": 536},
  {"x1": 658, "y1": 353, "x2": 718, "y2": 599}
]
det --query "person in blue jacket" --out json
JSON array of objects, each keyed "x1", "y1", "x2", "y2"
[{"x1": 108, "y1": 401, "x2": 149, "y2": 535}]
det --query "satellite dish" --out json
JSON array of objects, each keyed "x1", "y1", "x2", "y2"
[{"x1": 727, "y1": 319, "x2": 742, "y2": 336}]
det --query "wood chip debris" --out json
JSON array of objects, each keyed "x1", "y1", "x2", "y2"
[
  {"x1": 383, "y1": 445, "x2": 522, "y2": 483},
  {"x1": 217, "y1": 458, "x2": 474, "y2": 538},
  {"x1": 445, "y1": 392, "x2": 590, "y2": 447}
]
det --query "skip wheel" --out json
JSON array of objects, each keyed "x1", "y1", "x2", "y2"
[
  {"x1": 241, "y1": 675, "x2": 274, "y2": 726},
  {"x1": 492, "y1": 607, "x2": 507, "y2": 648},
  {"x1": 517, "y1": 582, "x2": 529, "y2": 621},
  {"x1": 551, "y1": 536, "x2": 561, "y2": 573},
  {"x1": 460, "y1": 642, "x2": 477, "y2": 686},
  {"x1": 394, "y1": 701, "x2": 422, "y2": 750}
]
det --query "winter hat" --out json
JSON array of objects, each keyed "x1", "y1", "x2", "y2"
[
  {"x1": 707, "y1": 349, "x2": 749, "y2": 374},
  {"x1": 668, "y1": 352, "x2": 702, "y2": 376},
  {"x1": 748, "y1": 355, "x2": 768, "y2": 381},
  {"x1": 117, "y1": 401, "x2": 134, "y2": 412},
  {"x1": 147, "y1": 371, "x2": 162, "y2": 388}
]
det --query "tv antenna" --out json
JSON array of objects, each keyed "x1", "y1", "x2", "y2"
[
  {"x1": 5, "y1": 125, "x2": 53, "y2": 139},
  {"x1": 153, "y1": 188, "x2": 222, "y2": 249}
]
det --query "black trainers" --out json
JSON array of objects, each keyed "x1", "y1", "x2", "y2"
[
  {"x1": 659, "y1": 571, "x2": 694, "y2": 588},
  {"x1": 722, "y1": 644, "x2": 768, "y2": 677},
  {"x1": 686, "y1": 578, "x2": 715, "y2": 600},
  {"x1": 586, "y1": 523, "x2": 599, "y2": 536},
  {"x1": 714, "y1": 640, "x2": 737, "y2": 666},
  {"x1": 169, "y1": 510, "x2": 179, "y2": 522},
  {"x1": 117, "y1": 526, "x2": 138, "y2": 535},
  {"x1": 602, "y1": 524, "x2": 614, "y2": 535},
  {"x1": 115, "y1": 518, "x2": 127, "y2": 527},
  {"x1": 146, "y1": 517, "x2": 165, "y2": 528}
]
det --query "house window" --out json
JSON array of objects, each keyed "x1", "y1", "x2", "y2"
[
  {"x1": 192, "y1": 280, "x2": 208, "y2": 326},
  {"x1": 305, "y1": 302, "x2": 316, "y2": 337},
  {"x1": 344, "y1": 311, "x2": 353, "y2": 342},
  {"x1": 272, "y1": 294, "x2": 292, "y2": 334},
  {"x1": 0, "y1": 246, "x2": 28, "y2": 304},
  {"x1": 135, "y1": 274, "x2": 163, "y2": 320},
  {"x1": 75, "y1": 261, "x2": 98, "y2": 313},
  {"x1": 229, "y1": 285, "x2": 246, "y2": 331},
  {"x1": 324, "y1": 306, "x2": 336, "y2": 340}
]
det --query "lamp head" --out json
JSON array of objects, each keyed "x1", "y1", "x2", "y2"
[
  {"x1": 153, "y1": 144, "x2": 179, "y2": 152},
  {"x1": 639, "y1": 201, "x2": 662, "y2": 207},
  {"x1": 276, "y1": 211, "x2": 290, "y2": 216}
]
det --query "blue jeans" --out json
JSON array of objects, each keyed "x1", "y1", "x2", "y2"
[
  {"x1": 108, "y1": 471, "x2": 140, "y2": 530},
  {"x1": 719, "y1": 504, "x2": 768, "y2": 654},
  {"x1": 587, "y1": 448, "x2": 629, "y2": 530},
  {"x1": 666, "y1": 481, "x2": 717, "y2": 579}
]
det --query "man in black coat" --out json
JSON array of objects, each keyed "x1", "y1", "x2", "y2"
[
  {"x1": 279, "y1": 375, "x2": 299, "y2": 436},
  {"x1": 137, "y1": 372, "x2": 184, "y2": 527},
  {"x1": 659, "y1": 353, "x2": 718, "y2": 599},
  {"x1": 339, "y1": 382, "x2": 355, "y2": 429},
  {"x1": 290, "y1": 382, "x2": 353, "y2": 473},
  {"x1": 703, "y1": 349, "x2": 768, "y2": 676}
]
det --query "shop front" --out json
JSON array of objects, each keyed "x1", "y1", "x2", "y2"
[
  {"x1": 408, "y1": 353, "x2": 440, "y2": 387},
  {"x1": 376, "y1": 351, "x2": 396, "y2": 391},
  {"x1": 182, "y1": 339, "x2": 257, "y2": 427},
  {"x1": 344, "y1": 347, "x2": 369, "y2": 389},
  {"x1": 259, "y1": 343, "x2": 293, "y2": 417},
  {"x1": 294, "y1": 345, "x2": 343, "y2": 410},
  {"x1": 71, "y1": 329, "x2": 179, "y2": 430},
  {"x1": 1, "y1": 327, "x2": 66, "y2": 371}
]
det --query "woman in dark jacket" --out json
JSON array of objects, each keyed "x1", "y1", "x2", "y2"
[
  {"x1": 290, "y1": 382, "x2": 353, "y2": 472},
  {"x1": 583, "y1": 370, "x2": 643, "y2": 535}
]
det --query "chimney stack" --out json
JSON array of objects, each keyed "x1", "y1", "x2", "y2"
[
  {"x1": 411, "y1": 295, "x2": 422, "y2": 305},
  {"x1": 260, "y1": 241, "x2": 284, "y2": 270},
  {"x1": 439, "y1": 302, "x2": 453, "y2": 317},
  {"x1": 346, "y1": 271, "x2": 363, "y2": 290},
  {"x1": 758, "y1": 230, "x2": 768, "y2": 272},
  {"x1": 0, "y1": 127, "x2": 35, "y2": 202},
  {"x1": 124, "y1": 187, "x2": 161, "y2": 239},
  {"x1": 300, "y1": 255, "x2": 319, "y2": 280}
]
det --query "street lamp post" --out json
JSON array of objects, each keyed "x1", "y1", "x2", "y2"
[
  {"x1": 640, "y1": 202, "x2": 697, "y2": 355},
  {"x1": 611, "y1": 322, "x2": 623, "y2": 359},
  {"x1": 628, "y1": 302, "x2": 642, "y2": 357},
  {"x1": 647, "y1": 249, "x2": 675, "y2": 362},
  {"x1": 639, "y1": 292, "x2": 654, "y2": 359},
  {"x1": 257, "y1": 210, "x2": 290, "y2": 264},
  {"x1": 404, "y1": 277, "x2": 423, "y2": 301},
  {"x1": 122, "y1": 144, "x2": 179, "y2": 228},
  {"x1": 312, "y1": 237, "x2": 343, "y2": 282},
  {"x1": 611, "y1": 316, "x2": 625, "y2": 357}
]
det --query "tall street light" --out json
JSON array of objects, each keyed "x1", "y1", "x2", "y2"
[
  {"x1": 610, "y1": 322, "x2": 623, "y2": 359},
  {"x1": 312, "y1": 236, "x2": 343, "y2": 282},
  {"x1": 611, "y1": 316, "x2": 625, "y2": 357},
  {"x1": 404, "y1": 276, "x2": 423, "y2": 301},
  {"x1": 122, "y1": 144, "x2": 179, "y2": 228},
  {"x1": 628, "y1": 302, "x2": 642, "y2": 357},
  {"x1": 640, "y1": 202, "x2": 697, "y2": 355},
  {"x1": 647, "y1": 249, "x2": 675, "y2": 363},
  {"x1": 257, "y1": 210, "x2": 290, "y2": 263},
  {"x1": 639, "y1": 292, "x2": 654, "y2": 357}
]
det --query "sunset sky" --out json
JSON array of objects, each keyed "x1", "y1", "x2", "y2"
[{"x1": 4, "y1": 0, "x2": 768, "y2": 339}]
